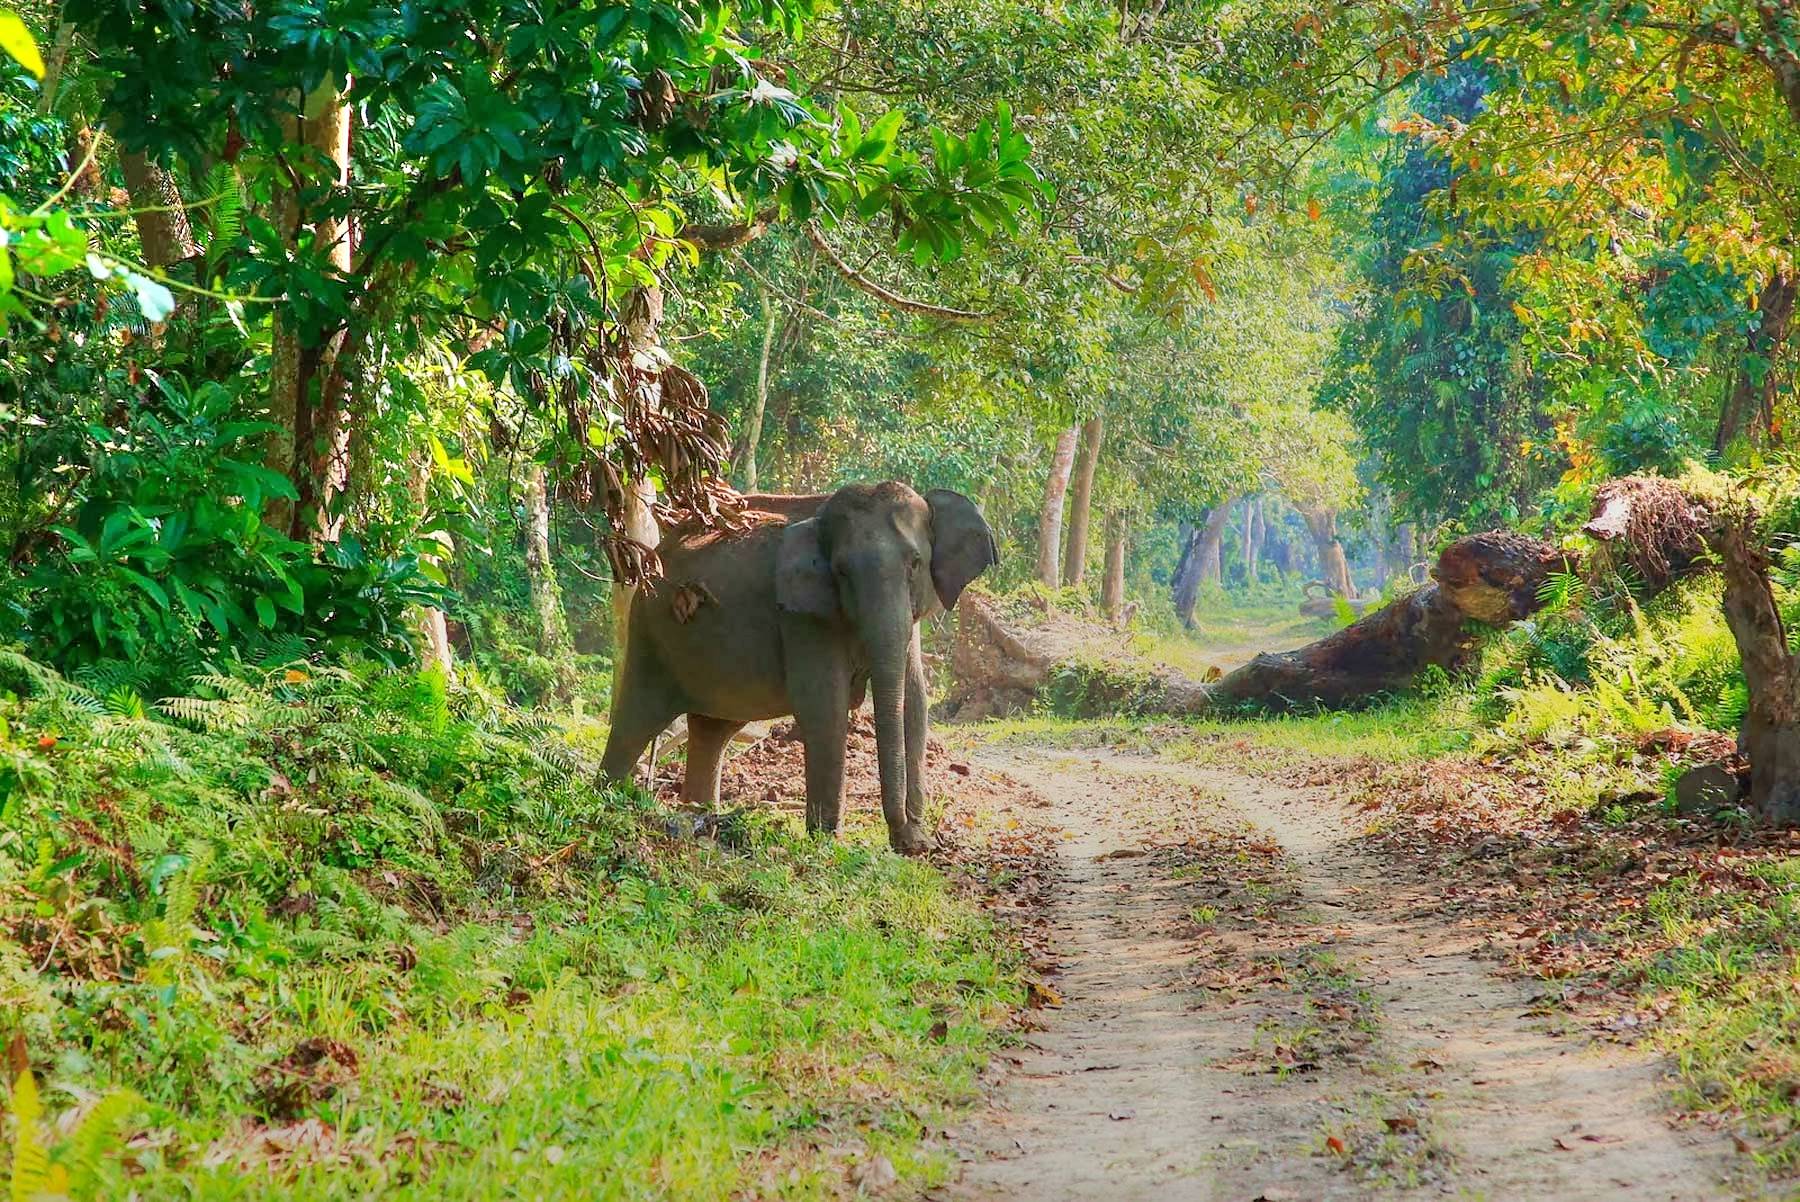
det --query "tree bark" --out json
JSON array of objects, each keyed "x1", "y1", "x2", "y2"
[
  {"x1": 265, "y1": 81, "x2": 351, "y2": 538},
  {"x1": 950, "y1": 530, "x2": 1574, "y2": 720},
  {"x1": 1716, "y1": 272, "x2": 1796, "y2": 454},
  {"x1": 1061, "y1": 416, "x2": 1104, "y2": 587},
  {"x1": 1196, "y1": 500, "x2": 1233, "y2": 586},
  {"x1": 1303, "y1": 508, "x2": 1355, "y2": 597},
  {"x1": 1036, "y1": 424, "x2": 1080, "y2": 587},
  {"x1": 1246, "y1": 496, "x2": 1264, "y2": 584},
  {"x1": 1397, "y1": 522, "x2": 1417, "y2": 578},
  {"x1": 1102, "y1": 509, "x2": 1128, "y2": 620},
  {"x1": 118, "y1": 151, "x2": 198, "y2": 273},
  {"x1": 295, "y1": 82, "x2": 355, "y2": 543},
  {"x1": 736, "y1": 294, "x2": 778, "y2": 491},
  {"x1": 1715, "y1": 506, "x2": 1800, "y2": 823},
  {"x1": 608, "y1": 284, "x2": 667, "y2": 706},
  {"x1": 1170, "y1": 521, "x2": 1203, "y2": 628},
  {"x1": 34, "y1": 23, "x2": 74, "y2": 116},
  {"x1": 406, "y1": 449, "x2": 452, "y2": 679},
  {"x1": 523, "y1": 464, "x2": 574, "y2": 663}
]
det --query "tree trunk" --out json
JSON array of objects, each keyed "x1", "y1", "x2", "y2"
[
  {"x1": 1246, "y1": 496, "x2": 1264, "y2": 584},
  {"x1": 265, "y1": 82, "x2": 352, "y2": 538},
  {"x1": 406, "y1": 449, "x2": 452, "y2": 679},
  {"x1": 1716, "y1": 507, "x2": 1800, "y2": 822},
  {"x1": 294, "y1": 82, "x2": 355, "y2": 543},
  {"x1": 1196, "y1": 500, "x2": 1233, "y2": 586},
  {"x1": 1303, "y1": 508, "x2": 1355, "y2": 597},
  {"x1": 1716, "y1": 272, "x2": 1796, "y2": 454},
  {"x1": 736, "y1": 293, "x2": 778, "y2": 491},
  {"x1": 610, "y1": 476, "x2": 658, "y2": 700},
  {"x1": 1035, "y1": 424, "x2": 1080, "y2": 587},
  {"x1": 608, "y1": 284, "x2": 667, "y2": 706},
  {"x1": 1102, "y1": 509, "x2": 1128, "y2": 620},
  {"x1": 1170, "y1": 522, "x2": 1203, "y2": 628},
  {"x1": 1268, "y1": 513, "x2": 1292, "y2": 575},
  {"x1": 949, "y1": 530, "x2": 1575, "y2": 720},
  {"x1": 118, "y1": 151, "x2": 198, "y2": 273},
  {"x1": 1061, "y1": 416, "x2": 1104, "y2": 587},
  {"x1": 523, "y1": 464, "x2": 573, "y2": 663},
  {"x1": 35, "y1": 23, "x2": 74, "y2": 116},
  {"x1": 1397, "y1": 523, "x2": 1417, "y2": 579}
]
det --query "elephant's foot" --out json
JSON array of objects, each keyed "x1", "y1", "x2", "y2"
[{"x1": 889, "y1": 822, "x2": 934, "y2": 855}]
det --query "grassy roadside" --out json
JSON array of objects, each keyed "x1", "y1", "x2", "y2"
[{"x1": 0, "y1": 653, "x2": 1022, "y2": 1199}]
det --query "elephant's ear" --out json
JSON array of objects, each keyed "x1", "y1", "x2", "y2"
[
  {"x1": 926, "y1": 489, "x2": 998, "y2": 610},
  {"x1": 776, "y1": 518, "x2": 838, "y2": 618}
]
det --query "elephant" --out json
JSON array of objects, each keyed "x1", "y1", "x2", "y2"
[{"x1": 599, "y1": 481, "x2": 997, "y2": 852}]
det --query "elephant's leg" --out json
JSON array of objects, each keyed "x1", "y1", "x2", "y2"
[
  {"x1": 681, "y1": 714, "x2": 744, "y2": 807},
  {"x1": 600, "y1": 652, "x2": 685, "y2": 789},
  {"x1": 896, "y1": 626, "x2": 932, "y2": 851},
  {"x1": 789, "y1": 654, "x2": 851, "y2": 835}
]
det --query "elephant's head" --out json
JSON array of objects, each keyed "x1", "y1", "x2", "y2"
[{"x1": 774, "y1": 482, "x2": 997, "y2": 841}]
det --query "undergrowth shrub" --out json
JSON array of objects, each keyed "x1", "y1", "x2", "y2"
[
  {"x1": 1474, "y1": 575, "x2": 1743, "y2": 743},
  {"x1": 0, "y1": 647, "x2": 1015, "y2": 1198},
  {"x1": 1039, "y1": 657, "x2": 1168, "y2": 718}
]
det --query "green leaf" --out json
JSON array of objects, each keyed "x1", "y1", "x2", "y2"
[
  {"x1": 0, "y1": 9, "x2": 45, "y2": 78},
  {"x1": 253, "y1": 594, "x2": 276, "y2": 628}
]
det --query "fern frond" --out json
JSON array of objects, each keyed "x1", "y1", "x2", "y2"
[
  {"x1": 8, "y1": 1068, "x2": 50, "y2": 1202},
  {"x1": 156, "y1": 696, "x2": 253, "y2": 733},
  {"x1": 64, "y1": 1088, "x2": 143, "y2": 1200}
]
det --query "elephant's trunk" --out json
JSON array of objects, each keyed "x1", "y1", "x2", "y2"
[{"x1": 866, "y1": 609, "x2": 912, "y2": 845}]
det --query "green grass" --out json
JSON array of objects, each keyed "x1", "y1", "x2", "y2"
[
  {"x1": 1131, "y1": 603, "x2": 1329, "y2": 678},
  {"x1": 0, "y1": 654, "x2": 1018, "y2": 1199},
  {"x1": 965, "y1": 695, "x2": 1474, "y2": 768}
]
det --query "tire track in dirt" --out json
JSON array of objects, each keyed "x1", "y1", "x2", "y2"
[{"x1": 940, "y1": 744, "x2": 1748, "y2": 1202}]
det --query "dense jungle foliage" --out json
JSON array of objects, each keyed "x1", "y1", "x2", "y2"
[{"x1": 6, "y1": 0, "x2": 1800, "y2": 1195}]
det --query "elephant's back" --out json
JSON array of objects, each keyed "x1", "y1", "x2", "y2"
[{"x1": 638, "y1": 516, "x2": 789, "y2": 718}]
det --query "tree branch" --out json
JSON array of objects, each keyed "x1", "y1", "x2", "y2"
[
  {"x1": 802, "y1": 221, "x2": 996, "y2": 324},
  {"x1": 679, "y1": 207, "x2": 779, "y2": 251}
]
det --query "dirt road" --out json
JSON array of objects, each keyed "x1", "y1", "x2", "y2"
[{"x1": 941, "y1": 744, "x2": 1749, "y2": 1202}]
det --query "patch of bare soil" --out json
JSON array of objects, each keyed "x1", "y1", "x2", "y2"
[
  {"x1": 939, "y1": 745, "x2": 1748, "y2": 1202},
  {"x1": 658, "y1": 712, "x2": 975, "y2": 815}
]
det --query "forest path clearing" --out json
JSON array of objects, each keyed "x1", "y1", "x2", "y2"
[{"x1": 939, "y1": 743, "x2": 1746, "y2": 1202}]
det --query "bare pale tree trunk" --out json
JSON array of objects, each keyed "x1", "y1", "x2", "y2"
[
  {"x1": 1245, "y1": 496, "x2": 1264, "y2": 584},
  {"x1": 1061, "y1": 416, "x2": 1104, "y2": 587},
  {"x1": 1303, "y1": 508, "x2": 1356, "y2": 598},
  {"x1": 406, "y1": 450, "x2": 453, "y2": 678},
  {"x1": 736, "y1": 294, "x2": 778, "y2": 491},
  {"x1": 1170, "y1": 521, "x2": 1203, "y2": 628},
  {"x1": 1102, "y1": 509, "x2": 1128, "y2": 619},
  {"x1": 1035, "y1": 424, "x2": 1080, "y2": 587},
  {"x1": 1196, "y1": 499, "x2": 1234, "y2": 586},
  {"x1": 523, "y1": 464, "x2": 573, "y2": 660}
]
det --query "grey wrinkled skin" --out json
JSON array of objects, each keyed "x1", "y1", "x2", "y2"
[{"x1": 600, "y1": 481, "x2": 997, "y2": 852}]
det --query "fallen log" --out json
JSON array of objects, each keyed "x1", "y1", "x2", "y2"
[
  {"x1": 946, "y1": 530, "x2": 1574, "y2": 719},
  {"x1": 1207, "y1": 531, "x2": 1572, "y2": 710}
]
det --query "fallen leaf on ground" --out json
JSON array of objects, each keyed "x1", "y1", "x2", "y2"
[{"x1": 1026, "y1": 980, "x2": 1064, "y2": 1009}]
